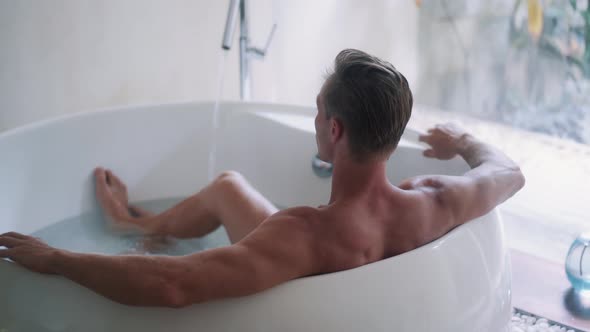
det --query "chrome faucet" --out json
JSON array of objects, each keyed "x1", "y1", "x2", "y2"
[{"x1": 221, "y1": 0, "x2": 276, "y2": 101}]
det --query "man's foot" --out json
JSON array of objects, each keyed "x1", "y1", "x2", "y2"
[{"x1": 94, "y1": 167, "x2": 144, "y2": 234}]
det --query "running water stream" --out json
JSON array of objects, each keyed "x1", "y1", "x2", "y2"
[{"x1": 208, "y1": 49, "x2": 229, "y2": 182}]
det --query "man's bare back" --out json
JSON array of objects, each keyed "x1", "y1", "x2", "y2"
[{"x1": 0, "y1": 49, "x2": 525, "y2": 308}]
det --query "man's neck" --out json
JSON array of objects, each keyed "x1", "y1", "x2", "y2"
[{"x1": 328, "y1": 152, "x2": 391, "y2": 204}]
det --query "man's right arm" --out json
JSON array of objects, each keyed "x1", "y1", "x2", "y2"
[
  {"x1": 0, "y1": 212, "x2": 320, "y2": 308},
  {"x1": 411, "y1": 123, "x2": 525, "y2": 226}
]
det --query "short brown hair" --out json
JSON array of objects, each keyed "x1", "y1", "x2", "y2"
[{"x1": 323, "y1": 49, "x2": 413, "y2": 161}]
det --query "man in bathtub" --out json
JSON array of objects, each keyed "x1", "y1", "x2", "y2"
[{"x1": 0, "y1": 49, "x2": 524, "y2": 307}]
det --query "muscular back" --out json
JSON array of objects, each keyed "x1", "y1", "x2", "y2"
[{"x1": 245, "y1": 181, "x2": 453, "y2": 278}]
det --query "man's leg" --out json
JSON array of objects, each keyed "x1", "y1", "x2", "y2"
[{"x1": 94, "y1": 168, "x2": 278, "y2": 244}]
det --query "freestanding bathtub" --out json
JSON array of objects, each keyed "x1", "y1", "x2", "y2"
[{"x1": 0, "y1": 102, "x2": 511, "y2": 331}]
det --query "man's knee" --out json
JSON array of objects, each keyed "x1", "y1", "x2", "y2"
[
  {"x1": 215, "y1": 170, "x2": 244, "y2": 183},
  {"x1": 213, "y1": 170, "x2": 246, "y2": 194}
]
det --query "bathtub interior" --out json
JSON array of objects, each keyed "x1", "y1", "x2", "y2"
[
  {"x1": 0, "y1": 101, "x2": 468, "y2": 234},
  {"x1": 0, "y1": 102, "x2": 511, "y2": 332}
]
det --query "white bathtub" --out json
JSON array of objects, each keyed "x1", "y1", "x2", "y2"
[{"x1": 0, "y1": 102, "x2": 511, "y2": 331}]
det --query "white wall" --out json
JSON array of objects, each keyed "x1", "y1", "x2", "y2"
[
  {"x1": 258, "y1": 0, "x2": 418, "y2": 105},
  {"x1": 0, "y1": 0, "x2": 418, "y2": 132}
]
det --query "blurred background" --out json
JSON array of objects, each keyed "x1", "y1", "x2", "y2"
[{"x1": 1, "y1": 0, "x2": 589, "y2": 263}]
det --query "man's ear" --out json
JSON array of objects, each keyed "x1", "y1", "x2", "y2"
[{"x1": 330, "y1": 117, "x2": 344, "y2": 143}]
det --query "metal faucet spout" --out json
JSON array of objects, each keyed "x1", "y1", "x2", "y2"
[
  {"x1": 221, "y1": 0, "x2": 275, "y2": 100},
  {"x1": 221, "y1": 0, "x2": 240, "y2": 50}
]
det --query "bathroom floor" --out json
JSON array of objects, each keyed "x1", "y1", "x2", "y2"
[{"x1": 512, "y1": 249, "x2": 589, "y2": 331}]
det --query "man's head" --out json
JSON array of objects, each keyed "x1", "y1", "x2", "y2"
[{"x1": 315, "y1": 49, "x2": 413, "y2": 163}]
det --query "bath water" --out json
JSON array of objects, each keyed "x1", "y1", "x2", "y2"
[{"x1": 31, "y1": 198, "x2": 231, "y2": 256}]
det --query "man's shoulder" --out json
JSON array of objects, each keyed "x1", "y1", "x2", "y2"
[
  {"x1": 258, "y1": 206, "x2": 323, "y2": 234},
  {"x1": 242, "y1": 207, "x2": 321, "y2": 249}
]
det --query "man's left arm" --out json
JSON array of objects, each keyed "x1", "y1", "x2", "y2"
[{"x1": 0, "y1": 215, "x2": 319, "y2": 307}]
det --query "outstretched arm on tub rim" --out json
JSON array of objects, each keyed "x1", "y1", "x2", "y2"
[
  {"x1": 403, "y1": 123, "x2": 525, "y2": 226},
  {"x1": 0, "y1": 212, "x2": 320, "y2": 307}
]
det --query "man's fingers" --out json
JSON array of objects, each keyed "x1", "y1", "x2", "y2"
[
  {"x1": 0, "y1": 232, "x2": 29, "y2": 240},
  {"x1": 423, "y1": 149, "x2": 435, "y2": 158},
  {"x1": 105, "y1": 169, "x2": 114, "y2": 185},
  {"x1": 94, "y1": 167, "x2": 106, "y2": 180},
  {"x1": 107, "y1": 170, "x2": 126, "y2": 189},
  {"x1": 0, "y1": 236, "x2": 25, "y2": 248},
  {"x1": 95, "y1": 170, "x2": 108, "y2": 195},
  {"x1": 95, "y1": 169, "x2": 108, "y2": 195},
  {"x1": 418, "y1": 135, "x2": 430, "y2": 143},
  {"x1": 106, "y1": 170, "x2": 117, "y2": 182}
]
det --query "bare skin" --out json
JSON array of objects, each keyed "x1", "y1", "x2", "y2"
[{"x1": 0, "y1": 90, "x2": 525, "y2": 308}]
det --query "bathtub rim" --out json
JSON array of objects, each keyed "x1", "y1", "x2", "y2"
[{"x1": 0, "y1": 100, "x2": 426, "y2": 145}]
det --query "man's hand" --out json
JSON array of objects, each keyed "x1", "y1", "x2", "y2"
[
  {"x1": 0, "y1": 232, "x2": 60, "y2": 274},
  {"x1": 419, "y1": 123, "x2": 471, "y2": 160}
]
